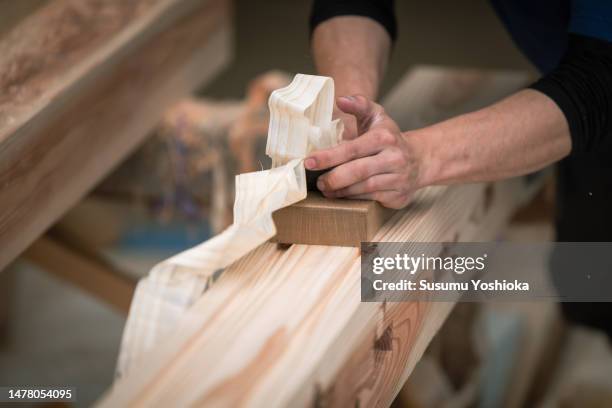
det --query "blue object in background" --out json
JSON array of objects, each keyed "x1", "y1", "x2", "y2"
[{"x1": 117, "y1": 218, "x2": 212, "y2": 252}]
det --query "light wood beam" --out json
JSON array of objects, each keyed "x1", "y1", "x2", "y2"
[{"x1": 100, "y1": 67, "x2": 537, "y2": 407}]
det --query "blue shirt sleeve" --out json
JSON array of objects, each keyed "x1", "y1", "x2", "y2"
[{"x1": 570, "y1": 0, "x2": 612, "y2": 41}]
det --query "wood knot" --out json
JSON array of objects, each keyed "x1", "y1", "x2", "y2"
[{"x1": 374, "y1": 325, "x2": 393, "y2": 351}]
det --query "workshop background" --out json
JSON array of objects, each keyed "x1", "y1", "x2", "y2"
[{"x1": 1, "y1": 0, "x2": 612, "y2": 407}]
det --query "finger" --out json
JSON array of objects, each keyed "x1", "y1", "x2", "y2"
[
  {"x1": 317, "y1": 155, "x2": 390, "y2": 192},
  {"x1": 337, "y1": 95, "x2": 385, "y2": 132},
  {"x1": 328, "y1": 174, "x2": 400, "y2": 197},
  {"x1": 305, "y1": 130, "x2": 384, "y2": 170},
  {"x1": 335, "y1": 111, "x2": 358, "y2": 140}
]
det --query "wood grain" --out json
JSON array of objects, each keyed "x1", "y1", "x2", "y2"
[
  {"x1": 99, "y1": 67, "x2": 538, "y2": 407},
  {"x1": 0, "y1": 0, "x2": 232, "y2": 271},
  {"x1": 114, "y1": 74, "x2": 345, "y2": 376},
  {"x1": 272, "y1": 192, "x2": 395, "y2": 246},
  {"x1": 101, "y1": 178, "x2": 543, "y2": 407}
]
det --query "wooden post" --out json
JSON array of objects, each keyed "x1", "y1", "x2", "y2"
[{"x1": 24, "y1": 235, "x2": 136, "y2": 314}]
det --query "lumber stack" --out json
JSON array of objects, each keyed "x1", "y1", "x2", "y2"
[
  {"x1": 100, "y1": 66, "x2": 538, "y2": 407},
  {"x1": 0, "y1": 0, "x2": 232, "y2": 271}
]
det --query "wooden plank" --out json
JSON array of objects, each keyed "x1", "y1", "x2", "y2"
[
  {"x1": 272, "y1": 192, "x2": 395, "y2": 246},
  {"x1": 0, "y1": 0, "x2": 232, "y2": 271},
  {"x1": 23, "y1": 234, "x2": 136, "y2": 314},
  {"x1": 100, "y1": 67, "x2": 536, "y2": 407}
]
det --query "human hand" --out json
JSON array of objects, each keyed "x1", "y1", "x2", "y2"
[
  {"x1": 305, "y1": 95, "x2": 424, "y2": 209},
  {"x1": 334, "y1": 107, "x2": 358, "y2": 140}
]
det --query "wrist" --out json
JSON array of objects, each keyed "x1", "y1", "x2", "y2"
[
  {"x1": 402, "y1": 129, "x2": 441, "y2": 189},
  {"x1": 334, "y1": 75, "x2": 378, "y2": 101}
]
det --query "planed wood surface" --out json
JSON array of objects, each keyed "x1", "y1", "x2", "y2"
[
  {"x1": 115, "y1": 74, "x2": 344, "y2": 375},
  {"x1": 0, "y1": 0, "x2": 232, "y2": 271},
  {"x1": 272, "y1": 192, "x2": 395, "y2": 246},
  {"x1": 101, "y1": 178, "x2": 543, "y2": 408},
  {"x1": 100, "y1": 67, "x2": 535, "y2": 407}
]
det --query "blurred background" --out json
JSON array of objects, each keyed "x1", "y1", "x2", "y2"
[{"x1": 1, "y1": 0, "x2": 611, "y2": 407}]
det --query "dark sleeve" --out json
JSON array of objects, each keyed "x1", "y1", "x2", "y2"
[
  {"x1": 529, "y1": 34, "x2": 612, "y2": 153},
  {"x1": 309, "y1": 0, "x2": 397, "y2": 42}
]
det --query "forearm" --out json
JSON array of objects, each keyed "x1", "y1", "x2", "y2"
[
  {"x1": 306, "y1": 34, "x2": 610, "y2": 209},
  {"x1": 413, "y1": 89, "x2": 572, "y2": 187},
  {"x1": 306, "y1": 91, "x2": 570, "y2": 209},
  {"x1": 311, "y1": 16, "x2": 391, "y2": 100}
]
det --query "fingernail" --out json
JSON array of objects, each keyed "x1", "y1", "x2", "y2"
[
  {"x1": 304, "y1": 158, "x2": 316, "y2": 169},
  {"x1": 317, "y1": 179, "x2": 326, "y2": 191},
  {"x1": 339, "y1": 96, "x2": 354, "y2": 102}
]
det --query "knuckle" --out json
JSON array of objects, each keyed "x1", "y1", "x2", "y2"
[
  {"x1": 365, "y1": 177, "x2": 378, "y2": 191},
  {"x1": 377, "y1": 129, "x2": 396, "y2": 145},
  {"x1": 388, "y1": 150, "x2": 406, "y2": 168}
]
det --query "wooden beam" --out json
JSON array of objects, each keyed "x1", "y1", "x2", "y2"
[
  {"x1": 23, "y1": 234, "x2": 136, "y2": 314},
  {"x1": 0, "y1": 0, "x2": 232, "y2": 271},
  {"x1": 100, "y1": 67, "x2": 536, "y2": 407},
  {"x1": 272, "y1": 192, "x2": 395, "y2": 246},
  {"x1": 101, "y1": 178, "x2": 543, "y2": 407}
]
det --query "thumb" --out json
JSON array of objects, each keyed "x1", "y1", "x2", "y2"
[{"x1": 336, "y1": 95, "x2": 385, "y2": 132}]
